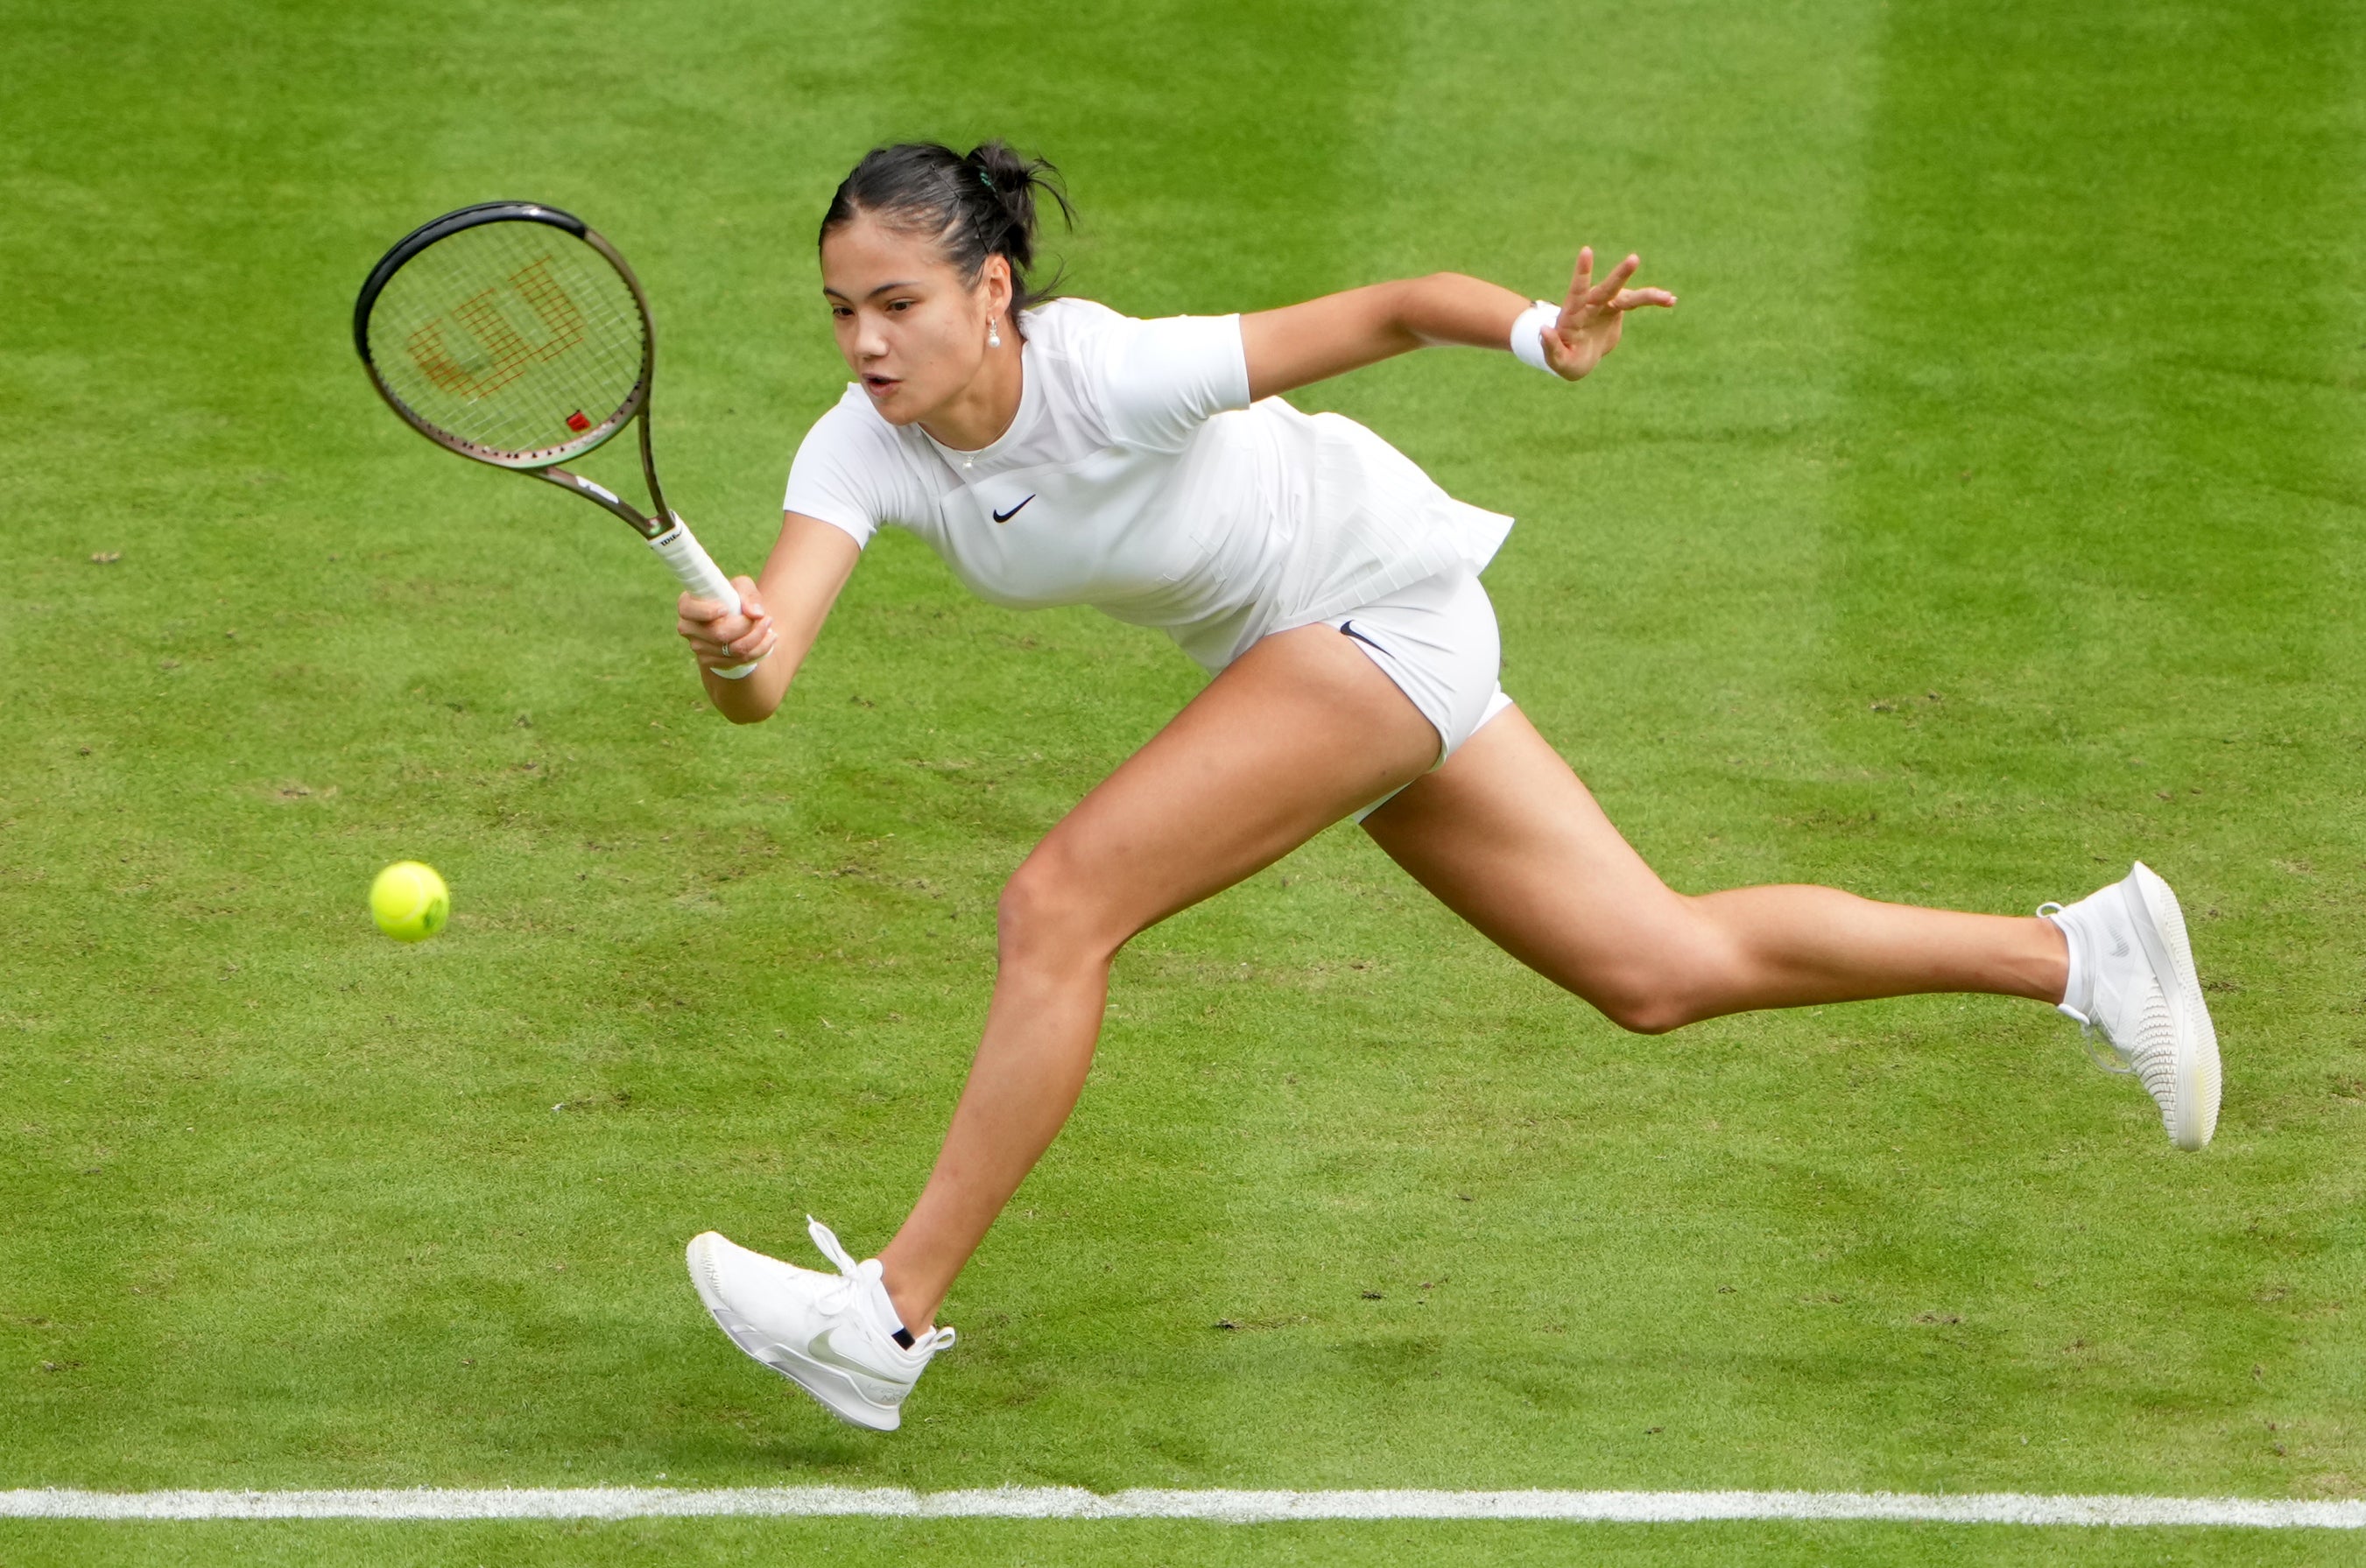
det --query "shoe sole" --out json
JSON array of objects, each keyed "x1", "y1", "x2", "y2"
[
  {"x1": 2124, "y1": 862, "x2": 2222, "y2": 1150},
  {"x1": 685, "y1": 1234, "x2": 902, "y2": 1431}
]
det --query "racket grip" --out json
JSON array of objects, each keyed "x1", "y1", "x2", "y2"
[{"x1": 649, "y1": 517, "x2": 759, "y2": 679}]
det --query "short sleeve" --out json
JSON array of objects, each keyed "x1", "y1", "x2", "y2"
[
  {"x1": 781, "y1": 393, "x2": 907, "y2": 548},
  {"x1": 1089, "y1": 313, "x2": 1252, "y2": 453}
]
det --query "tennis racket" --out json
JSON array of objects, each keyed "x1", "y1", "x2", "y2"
[{"x1": 353, "y1": 200, "x2": 758, "y2": 678}]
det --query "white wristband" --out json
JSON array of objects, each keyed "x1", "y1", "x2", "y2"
[{"x1": 1510, "y1": 299, "x2": 1560, "y2": 374}]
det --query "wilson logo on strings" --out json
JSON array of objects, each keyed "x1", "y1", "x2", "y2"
[{"x1": 405, "y1": 257, "x2": 587, "y2": 401}]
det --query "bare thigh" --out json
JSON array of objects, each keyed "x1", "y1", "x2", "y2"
[
  {"x1": 1013, "y1": 620, "x2": 1440, "y2": 951},
  {"x1": 1360, "y1": 706, "x2": 1681, "y2": 1007}
]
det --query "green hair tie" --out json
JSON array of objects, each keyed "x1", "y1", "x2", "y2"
[{"x1": 977, "y1": 168, "x2": 996, "y2": 192}]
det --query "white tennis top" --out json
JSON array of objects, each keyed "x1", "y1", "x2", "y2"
[{"x1": 782, "y1": 297, "x2": 1512, "y2": 671}]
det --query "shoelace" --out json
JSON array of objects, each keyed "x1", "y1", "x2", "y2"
[
  {"x1": 2037, "y1": 901, "x2": 2135, "y2": 1077},
  {"x1": 804, "y1": 1215, "x2": 957, "y2": 1354}
]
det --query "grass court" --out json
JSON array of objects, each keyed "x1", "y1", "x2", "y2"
[{"x1": 4, "y1": 0, "x2": 2362, "y2": 1561}]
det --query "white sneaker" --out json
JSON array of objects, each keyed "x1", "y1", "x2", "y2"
[
  {"x1": 2040, "y1": 861, "x2": 2222, "y2": 1150},
  {"x1": 686, "y1": 1218, "x2": 954, "y2": 1431}
]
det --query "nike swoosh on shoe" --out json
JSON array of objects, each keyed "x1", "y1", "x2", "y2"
[{"x1": 806, "y1": 1326, "x2": 910, "y2": 1386}]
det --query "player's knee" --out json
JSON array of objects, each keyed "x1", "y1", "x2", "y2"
[
  {"x1": 1580, "y1": 909, "x2": 1744, "y2": 1035},
  {"x1": 994, "y1": 862, "x2": 1062, "y2": 960},
  {"x1": 996, "y1": 855, "x2": 1118, "y2": 973},
  {"x1": 1594, "y1": 990, "x2": 1697, "y2": 1036},
  {"x1": 1584, "y1": 970, "x2": 1696, "y2": 1034}
]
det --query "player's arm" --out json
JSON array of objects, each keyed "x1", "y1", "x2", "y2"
[
  {"x1": 1237, "y1": 248, "x2": 1674, "y2": 401},
  {"x1": 678, "y1": 511, "x2": 863, "y2": 724}
]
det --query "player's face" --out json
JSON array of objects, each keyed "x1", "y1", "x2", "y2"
[{"x1": 820, "y1": 215, "x2": 1007, "y2": 426}]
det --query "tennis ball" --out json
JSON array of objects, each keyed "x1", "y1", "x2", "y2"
[{"x1": 370, "y1": 861, "x2": 449, "y2": 942}]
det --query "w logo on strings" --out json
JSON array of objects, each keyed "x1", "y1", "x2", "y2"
[{"x1": 405, "y1": 257, "x2": 587, "y2": 398}]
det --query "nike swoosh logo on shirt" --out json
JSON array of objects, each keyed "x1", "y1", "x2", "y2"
[
  {"x1": 1339, "y1": 620, "x2": 1386, "y2": 653},
  {"x1": 990, "y1": 496, "x2": 1035, "y2": 524}
]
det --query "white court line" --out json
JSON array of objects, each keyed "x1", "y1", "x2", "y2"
[{"x1": 2, "y1": 1488, "x2": 2361, "y2": 1527}]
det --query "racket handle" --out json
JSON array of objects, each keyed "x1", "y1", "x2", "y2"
[{"x1": 649, "y1": 517, "x2": 759, "y2": 679}]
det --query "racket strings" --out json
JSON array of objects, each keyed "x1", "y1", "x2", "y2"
[{"x1": 368, "y1": 221, "x2": 647, "y2": 461}]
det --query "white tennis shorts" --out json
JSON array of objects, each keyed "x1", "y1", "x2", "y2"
[{"x1": 1320, "y1": 569, "x2": 1515, "y2": 819}]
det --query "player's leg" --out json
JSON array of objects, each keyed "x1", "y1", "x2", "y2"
[
  {"x1": 874, "y1": 621, "x2": 1440, "y2": 1331},
  {"x1": 1363, "y1": 707, "x2": 2219, "y2": 1148},
  {"x1": 1362, "y1": 705, "x2": 2068, "y2": 1033}
]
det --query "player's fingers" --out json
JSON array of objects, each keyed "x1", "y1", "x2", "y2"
[
  {"x1": 685, "y1": 602, "x2": 750, "y2": 647},
  {"x1": 1612, "y1": 287, "x2": 1678, "y2": 311},
  {"x1": 708, "y1": 624, "x2": 776, "y2": 668},
  {"x1": 1539, "y1": 314, "x2": 1572, "y2": 368},
  {"x1": 720, "y1": 608, "x2": 777, "y2": 655},
  {"x1": 680, "y1": 614, "x2": 732, "y2": 644},
  {"x1": 1545, "y1": 332, "x2": 1585, "y2": 380},
  {"x1": 1561, "y1": 246, "x2": 1595, "y2": 315},
  {"x1": 1589, "y1": 253, "x2": 1641, "y2": 303}
]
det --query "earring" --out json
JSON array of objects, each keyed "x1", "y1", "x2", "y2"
[{"x1": 988, "y1": 318, "x2": 1002, "y2": 348}]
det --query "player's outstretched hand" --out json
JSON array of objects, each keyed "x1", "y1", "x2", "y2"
[
  {"x1": 679, "y1": 576, "x2": 778, "y2": 674},
  {"x1": 1542, "y1": 247, "x2": 1676, "y2": 381}
]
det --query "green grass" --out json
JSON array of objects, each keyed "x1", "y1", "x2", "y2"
[
  {"x1": 0, "y1": 1519, "x2": 2353, "y2": 1568},
  {"x1": 4, "y1": 0, "x2": 2363, "y2": 1562}
]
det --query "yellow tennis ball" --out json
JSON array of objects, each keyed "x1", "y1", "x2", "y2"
[{"x1": 370, "y1": 861, "x2": 449, "y2": 942}]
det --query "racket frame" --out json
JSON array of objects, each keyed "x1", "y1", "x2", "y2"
[{"x1": 354, "y1": 200, "x2": 759, "y2": 675}]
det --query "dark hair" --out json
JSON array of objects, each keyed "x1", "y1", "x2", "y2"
[{"x1": 819, "y1": 140, "x2": 1075, "y2": 313}]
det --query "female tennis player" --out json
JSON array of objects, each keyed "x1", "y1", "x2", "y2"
[{"x1": 680, "y1": 141, "x2": 2222, "y2": 1431}]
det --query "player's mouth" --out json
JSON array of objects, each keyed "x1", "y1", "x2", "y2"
[{"x1": 862, "y1": 374, "x2": 901, "y2": 399}]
